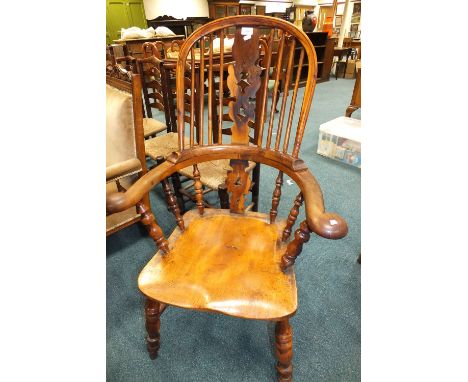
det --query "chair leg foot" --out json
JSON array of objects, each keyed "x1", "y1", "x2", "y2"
[
  {"x1": 145, "y1": 298, "x2": 161, "y2": 360},
  {"x1": 275, "y1": 318, "x2": 293, "y2": 382}
]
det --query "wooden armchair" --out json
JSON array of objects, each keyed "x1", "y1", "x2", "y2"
[
  {"x1": 107, "y1": 16, "x2": 348, "y2": 381},
  {"x1": 106, "y1": 65, "x2": 149, "y2": 235}
]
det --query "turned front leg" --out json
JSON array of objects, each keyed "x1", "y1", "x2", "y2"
[
  {"x1": 145, "y1": 299, "x2": 161, "y2": 360},
  {"x1": 275, "y1": 319, "x2": 293, "y2": 382}
]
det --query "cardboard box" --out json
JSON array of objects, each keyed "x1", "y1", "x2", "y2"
[
  {"x1": 345, "y1": 59, "x2": 356, "y2": 79},
  {"x1": 317, "y1": 116, "x2": 361, "y2": 168}
]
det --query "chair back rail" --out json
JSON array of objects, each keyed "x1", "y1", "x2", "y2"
[
  {"x1": 175, "y1": 16, "x2": 318, "y2": 158},
  {"x1": 175, "y1": 16, "x2": 317, "y2": 215}
]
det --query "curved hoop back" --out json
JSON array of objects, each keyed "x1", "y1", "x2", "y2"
[{"x1": 175, "y1": 15, "x2": 318, "y2": 158}]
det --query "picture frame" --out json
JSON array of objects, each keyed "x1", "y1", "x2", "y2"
[{"x1": 335, "y1": 15, "x2": 342, "y2": 27}]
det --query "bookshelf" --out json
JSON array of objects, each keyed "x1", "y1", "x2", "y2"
[{"x1": 293, "y1": 32, "x2": 334, "y2": 85}]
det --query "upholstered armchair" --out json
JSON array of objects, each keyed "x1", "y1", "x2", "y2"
[{"x1": 106, "y1": 64, "x2": 149, "y2": 235}]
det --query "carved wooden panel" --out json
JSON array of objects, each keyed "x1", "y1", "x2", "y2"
[
  {"x1": 226, "y1": 27, "x2": 262, "y2": 145},
  {"x1": 226, "y1": 159, "x2": 252, "y2": 213}
]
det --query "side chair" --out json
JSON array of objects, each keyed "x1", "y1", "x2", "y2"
[
  {"x1": 107, "y1": 15, "x2": 348, "y2": 381},
  {"x1": 105, "y1": 64, "x2": 149, "y2": 235},
  {"x1": 108, "y1": 43, "x2": 167, "y2": 139}
]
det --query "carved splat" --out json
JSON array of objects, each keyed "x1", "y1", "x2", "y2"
[
  {"x1": 282, "y1": 192, "x2": 304, "y2": 242},
  {"x1": 275, "y1": 319, "x2": 293, "y2": 382},
  {"x1": 193, "y1": 164, "x2": 204, "y2": 215},
  {"x1": 270, "y1": 171, "x2": 283, "y2": 223},
  {"x1": 226, "y1": 159, "x2": 252, "y2": 213},
  {"x1": 137, "y1": 202, "x2": 170, "y2": 254},
  {"x1": 226, "y1": 27, "x2": 262, "y2": 145},
  {"x1": 281, "y1": 221, "x2": 310, "y2": 270}
]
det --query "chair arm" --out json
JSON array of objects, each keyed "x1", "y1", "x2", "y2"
[
  {"x1": 107, "y1": 160, "x2": 174, "y2": 214},
  {"x1": 296, "y1": 169, "x2": 348, "y2": 240},
  {"x1": 106, "y1": 148, "x2": 348, "y2": 240}
]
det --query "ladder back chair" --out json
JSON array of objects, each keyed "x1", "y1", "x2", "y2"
[
  {"x1": 106, "y1": 64, "x2": 149, "y2": 235},
  {"x1": 137, "y1": 41, "x2": 169, "y2": 139},
  {"x1": 107, "y1": 15, "x2": 348, "y2": 381},
  {"x1": 108, "y1": 43, "x2": 168, "y2": 139}
]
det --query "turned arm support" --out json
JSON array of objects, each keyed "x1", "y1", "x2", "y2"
[{"x1": 106, "y1": 147, "x2": 348, "y2": 240}]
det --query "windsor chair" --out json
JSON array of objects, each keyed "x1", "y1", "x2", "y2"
[{"x1": 107, "y1": 15, "x2": 348, "y2": 381}]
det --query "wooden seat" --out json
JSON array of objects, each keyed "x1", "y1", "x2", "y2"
[
  {"x1": 107, "y1": 16, "x2": 348, "y2": 382},
  {"x1": 139, "y1": 209, "x2": 297, "y2": 320}
]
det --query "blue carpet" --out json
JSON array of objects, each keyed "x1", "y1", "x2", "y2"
[{"x1": 107, "y1": 76, "x2": 361, "y2": 381}]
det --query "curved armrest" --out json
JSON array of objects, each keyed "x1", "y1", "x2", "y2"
[
  {"x1": 294, "y1": 169, "x2": 348, "y2": 240},
  {"x1": 107, "y1": 160, "x2": 174, "y2": 214},
  {"x1": 106, "y1": 147, "x2": 348, "y2": 240}
]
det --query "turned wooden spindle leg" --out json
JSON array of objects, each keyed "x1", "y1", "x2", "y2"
[
  {"x1": 137, "y1": 202, "x2": 170, "y2": 254},
  {"x1": 193, "y1": 164, "x2": 204, "y2": 215},
  {"x1": 282, "y1": 193, "x2": 304, "y2": 242},
  {"x1": 275, "y1": 319, "x2": 293, "y2": 382},
  {"x1": 170, "y1": 172, "x2": 185, "y2": 213},
  {"x1": 145, "y1": 299, "x2": 161, "y2": 360},
  {"x1": 161, "y1": 175, "x2": 185, "y2": 231},
  {"x1": 270, "y1": 171, "x2": 283, "y2": 223},
  {"x1": 281, "y1": 221, "x2": 310, "y2": 271}
]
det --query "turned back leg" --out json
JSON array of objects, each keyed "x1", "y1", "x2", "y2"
[
  {"x1": 145, "y1": 298, "x2": 161, "y2": 360},
  {"x1": 275, "y1": 318, "x2": 293, "y2": 382}
]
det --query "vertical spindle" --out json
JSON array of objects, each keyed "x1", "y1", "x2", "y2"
[
  {"x1": 208, "y1": 33, "x2": 214, "y2": 145},
  {"x1": 283, "y1": 48, "x2": 304, "y2": 153},
  {"x1": 193, "y1": 164, "x2": 204, "y2": 215},
  {"x1": 266, "y1": 33, "x2": 285, "y2": 149},
  {"x1": 199, "y1": 37, "x2": 205, "y2": 146},
  {"x1": 218, "y1": 29, "x2": 224, "y2": 145},
  {"x1": 282, "y1": 192, "x2": 304, "y2": 241},
  {"x1": 270, "y1": 171, "x2": 283, "y2": 223},
  {"x1": 275, "y1": 38, "x2": 296, "y2": 151}
]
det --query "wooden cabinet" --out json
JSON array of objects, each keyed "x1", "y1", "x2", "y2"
[
  {"x1": 294, "y1": 32, "x2": 333, "y2": 84},
  {"x1": 207, "y1": 0, "x2": 242, "y2": 34},
  {"x1": 106, "y1": 0, "x2": 147, "y2": 44},
  {"x1": 208, "y1": 0, "x2": 240, "y2": 18}
]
